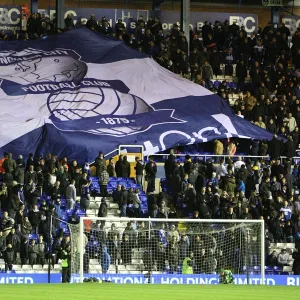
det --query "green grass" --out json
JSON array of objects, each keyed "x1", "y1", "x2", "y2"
[{"x1": 0, "y1": 284, "x2": 299, "y2": 300}]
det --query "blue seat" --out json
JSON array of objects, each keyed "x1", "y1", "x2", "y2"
[
  {"x1": 29, "y1": 234, "x2": 38, "y2": 240},
  {"x1": 128, "y1": 183, "x2": 137, "y2": 189},
  {"x1": 61, "y1": 215, "x2": 68, "y2": 221},
  {"x1": 76, "y1": 209, "x2": 86, "y2": 217},
  {"x1": 66, "y1": 209, "x2": 74, "y2": 216},
  {"x1": 108, "y1": 181, "x2": 117, "y2": 189},
  {"x1": 62, "y1": 227, "x2": 70, "y2": 235},
  {"x1": 213, "y1": 80, "x2": 221, "y2": 88},
  {"x1": 118, "y1": 181, "x2": 127, "y2": 187},
  {"x1": 140, "y1": 196, "x2": 147, "y2": 203}
]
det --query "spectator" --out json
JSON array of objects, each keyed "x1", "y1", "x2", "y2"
[
  {"x1": 120, "y1": 186, "x2": 129, "y2": 217},
  {"x1": 4, "y1": 244, "x2": 14, "y2": 271},
  {"x1": 107, "y1": 158, "x2": 115, "y2": 177},
  {"x1": 120, "y1": 156, "x2": 131, "y2": 178},
  {"x1": 25, "y1": 165, "x2": 37, "y2": 185},
  {"x1": 66, "y1": 179, "x2": 76, "y2": 210},
  {"x1": 21, "y1": 216, "x2": 33, "y2": 236},
  {"x1": 98, "y1": 198, "x2": 108, "y2": 218},
  {"x1": 135, "y1": 157, "x2": 144, "y2": 187},
  {"x1": 64, "y1": 14, "x2": 74, "y2": 30},
  {"x1": 37, "y1": 235, "x2": 46, "y2": 266},
  {"x1": 145, "y1": 156, "x2": 157, "y2": 193},
  {"x1": 266, "y1": 250, "x2": 278, "y2": 266},
  {"x1": 277, "y1": 248, "x2": 290, "y2": 267},
  {"x1": 95, "y1": 151, "x2": 105, "y2": 179},
  {"x1": 28, "y1": 204, "x2": 41, "y2": 234},
  {"x1": 28, "y1": 239, "x2": 38, "y2": 266},
  {"x1": 292, "y1": 251, "x2": 300, "y2": 275},
  {"x1": 99, "y1": 166, "x2": 109, "y2": 197},
  {"x1": 200, "y1": 60, "x2": 213, "y2": 88},
  {"x1": 132, "y1": 189, "x2": 141, "y2": 218},
  {"x1": 86, "y1": 14, "x2": 97, "y2": 29},
  {"x1": 20, "y1": 238, "x2": 29, "y2": 265},
  {"x1": 0, "y1": 231, "x2": 6, "y2": 258},
  {"x1": 115, "y1": 155, "x2": 123, "y2": 178}
]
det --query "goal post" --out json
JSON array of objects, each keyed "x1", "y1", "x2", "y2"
[{"x1": 73, "y1": 218, "x2": 265, "y2": 285}]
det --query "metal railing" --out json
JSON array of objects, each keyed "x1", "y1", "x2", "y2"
[
  {"x1": 146, "y1": 153, "x2": 270, "y2": 162},
  {"x1": 146, "y1": 153, "x2": 300, "y2": 164}
]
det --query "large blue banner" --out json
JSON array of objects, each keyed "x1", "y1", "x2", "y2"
[
  {"x1": 37, "y1": 8, "x2": 258, "y2": 34},
  {"x1": 0, "y1": 28, "x2": 273, "y2": 162},
  {"x1": 0, "y1": 274, "x2": 300, "y2": 285},
  {"x1": 0, "y1": 5, "x2": 22, "y2": 32}
]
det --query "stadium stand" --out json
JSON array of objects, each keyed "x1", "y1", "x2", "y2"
[{"x1": 1, "y1": 11, "x2": 300, "y2": 280}]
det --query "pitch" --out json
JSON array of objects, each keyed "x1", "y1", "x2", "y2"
[{"x1": 0, "y1": 284, "x2": 299, "y2": 300}]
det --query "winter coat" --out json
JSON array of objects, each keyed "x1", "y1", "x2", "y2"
[
  {"x1": 259, "y1": 142, "x2": 268, "y2": 156},
  {"x1": 0, "y1": 235, "x2": 6, "y2": 251},
  {"x1": 28, "y1": 210, "x2": 41, "y2": 227},
  {"x1": 98, "y1": 200, "x2": 108, "y2": 217},
  {"x1": 95, "y1": 157, "x2": 106, "y2": 177},
  {"x1": 115, "y1": 158, "x2": 123, "y2": 178},
  {"x1": 22, "y1": 220, "x2": 33, "y2": 235},
  {"x1": 107, "y1": 164, "x2": 115, "y2": 177},
  {"x1": 214, "y1": 141, "x2": 223, "y2": 155},
  {"x1": 269, "y1": 137, "x2": 283, "y2": 159},
  {"x1": 101, "y1": 246, "x2": 111, "y2": 271},
  {"x1": 237, "y1": 181, "x2": 246, "y2": 193},
  {"x1": 3, "y1": 158, "x2": 16, "y2": 173},
  {"x1": 37, "y1": 241, "x2": 46, "y2": 257},
  {"x1": 20, "y1": 241, "x2": 29, "y2": 259},
  {"x1": 28, "y1": 244, "x2": 39, "y2": 257},
  {"x1": 224, "y1": 176, "x2": 236, "y2": 195},
  {"x1": 120, "y1": 190, "x2": 129, "y2": 206},
  {"x1": 4, "y1": 247, "x2": 14, "y2": 264},
  {"x1": 14, "y1": 167, "x2": 25, "y2": 185},
  {"x1": 164, "y1": 155, "x2": 175, "y2": 178},
  {"x1": 100, "y1": 170, "x2": 110, "y2": 185},
  {"x1": 120, "y1": 160, "x2": 131, "y2": 178},
  {"x1": 132, "y1": 194, "x2": 141, "y2": 209}
]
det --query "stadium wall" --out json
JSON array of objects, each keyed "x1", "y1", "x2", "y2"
[
  {"x1": 3, "y1": 0, "x2": 300, "y2": 29},
  {"x1": 2, "y1": 0, "x2": 300, "y2": 28},
  {"x1": 0, "y1": 274, "x2": 300, "y2": 285}
]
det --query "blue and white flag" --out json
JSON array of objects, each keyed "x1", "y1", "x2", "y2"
[{"x1": 0, "y1": 28, "x2": 273, "y2": 161}]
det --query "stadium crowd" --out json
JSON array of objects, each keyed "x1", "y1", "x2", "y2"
[
  {"x1": 1, "y1": 12, "x2": 300, "y2": 275},
  {"x1": 1, "y1": 12, "x2": 300, "y2": 157}
]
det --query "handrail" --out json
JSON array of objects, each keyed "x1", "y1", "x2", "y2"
[
  {"x1": 147, "y1": 153, "x2": 269, "y2": 162},
  {"x1": 146, "y1": 153, "x2": 300, "y2": 163}
]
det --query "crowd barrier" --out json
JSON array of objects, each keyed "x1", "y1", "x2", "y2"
[
  {"x1": 146, "y1": 153, "x2": 300, "y2": 164},
  {"x1": 0, "y1": 273, "x2": 299, "y2": 285}
]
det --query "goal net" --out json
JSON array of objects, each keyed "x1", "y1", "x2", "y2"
[{"x1": 70, "y1": 218, "x2": 265, "y2": 284}]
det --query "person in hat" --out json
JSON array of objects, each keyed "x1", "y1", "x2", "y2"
[
  {"x1": 277, "y1": 248, "x2": 290, "y2": 267},
  {"x1": 115, "y1": 19, "x2": 125, "y2": 35},
  {"x1": 184, "y1": 155, "x2": 193, "y2": 175}
]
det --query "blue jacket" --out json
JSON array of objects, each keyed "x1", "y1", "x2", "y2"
[
  {"x1": 101, "y1": 246, "x2": 111, "y2": 270},
  {"x1": 237, "y1": 181, "x2": 245, "y2": 193}
]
